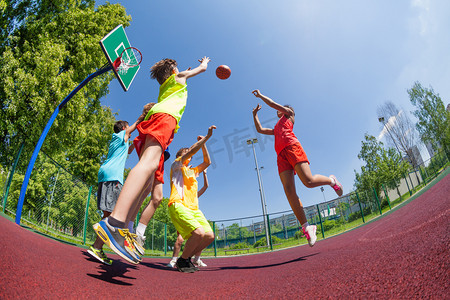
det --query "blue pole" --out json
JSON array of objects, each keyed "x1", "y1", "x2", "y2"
[{"x1": 15, "y1": 66, "x2": 112, "y2": 225}]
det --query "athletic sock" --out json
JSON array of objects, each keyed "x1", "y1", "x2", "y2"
[
  {"x1": 108, "y1": 216, "x2": 125, "y2": 228},
  {"x1": 301, "y1": 222, "x2": 309, "y2": 230},
  {"x1": 329, "y1": 176, "x2": 336, "y2": 186},
  {"x1": 127, "y1": 221, "x2": 135, "y2": 233},
  {"x1": 136, "y1": 222, "x2": 147, "y2": 237}
]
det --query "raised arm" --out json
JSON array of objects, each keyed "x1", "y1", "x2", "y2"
[
  {"x1": 195, "y1": 137, "x2": 211, "y2": 174},
  {"x1": 253, "y1": 104, "x2": 274, "y2": 135},
  {"x1": 128, "y1": 142, "x2": 135, "y2": 155},
  {"x1": 197, "y1": 169, "x2": 209, "y2": 198},
  {"x1": 176, "y1": 56, "x2": 210, "y2": 85},
  {"x1": 180, "y1": 125, "x2": 216, "y2": 164},
  {"x1": 252, "y1": 89, "x2": 293, "y2": 117},
  {"x1": 124, "y1": 120, "x2": 138, "y2": 143}
]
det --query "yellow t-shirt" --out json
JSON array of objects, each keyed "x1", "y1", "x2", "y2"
[
  {"x1": 168, "y1": 157, "x2": 199, "y2": 210},
  {"x1": 144, "y1": 74, "x2": 187, "y2": 133}
]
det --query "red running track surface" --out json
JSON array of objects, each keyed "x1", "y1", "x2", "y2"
[{"x1": 1, "y1": 173, "x2": 449, "y2": 299}]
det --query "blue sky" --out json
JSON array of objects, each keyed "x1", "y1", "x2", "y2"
[{"x1": 96, "y1": 0, "x2": 450, "y2": 222}]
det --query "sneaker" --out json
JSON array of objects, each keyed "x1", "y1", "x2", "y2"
[
  {"x1": 175, "y1": 257, "x2": 198, "y2": 273},
  {"x1": 131, "y1": 233, "x2": 146, "y2": 256},
  {"x1": 303, "y1": 225, "x2": 317, "y2": 247},
  {"x1": 188, "y1": 257, "x2": 199, "y2": 271},
  {"x1": 193, "y1": 258, "x2": 207, "y2": 267},
  {"x1": 330, "y1": 175, "x2": 343, "y2": 197},
  {"x1": 93, "y1": 219, "x2": 139, "y2": 264},
  {"x1": 167, "y1": 258, "x2": 177, "y2": 268},
  {"x1": 87, "y1": 246, "x2": 112, "y2": 265},
  {"x1": 126, "y1": 232, "x2": 143, "y2": 262}
]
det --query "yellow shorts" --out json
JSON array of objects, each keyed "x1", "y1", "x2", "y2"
[{"x1": 168, "y1": 203, "x2": 212, "y2": 240}]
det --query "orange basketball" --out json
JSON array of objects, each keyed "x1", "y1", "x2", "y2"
[{"x1": 216, "y1": 65, "x2": 231, "y2": 80}]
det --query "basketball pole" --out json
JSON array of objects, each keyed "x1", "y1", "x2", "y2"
[{"x1": 15, "y1": 64, "x2": 112, "y2": 225}]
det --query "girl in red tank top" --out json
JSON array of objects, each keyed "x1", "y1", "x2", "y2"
[{"x1": 252, "y1": 89, "x2": 344, "y2": 247}]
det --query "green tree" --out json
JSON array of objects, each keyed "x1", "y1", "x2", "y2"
[
  {"x1": 354, "y1": 134, "x2": 409, "y2": 199},
  {"x1": 0, "y1": 1, "x2": 131, "y2": 187},
  {"x1": 408, "y1": 82, "x2": 450, "y2": 160}
]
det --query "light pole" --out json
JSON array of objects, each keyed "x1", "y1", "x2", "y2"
[
  {"x1": 320, "y1": 186, "x2": 326, "y2": 202},
  {"x1": 247, "y1": 138, "x2": 271, "y2": 247}
]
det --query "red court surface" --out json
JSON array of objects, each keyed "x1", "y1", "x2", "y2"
[{"x1": 1, "y1": 173, "x2": 448, "y2": 299}]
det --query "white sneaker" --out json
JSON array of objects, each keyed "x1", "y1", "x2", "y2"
[
  {"x1": 167, "y1": 259, "x2": 177, "y2": 268},
  {"x1": 303, "y1": 225, "x2": 317, "y2": 247},
  {"x1": 193, "y1": 258, "x2": 207, "y2": 267},
  {"x1": 330, "y1": 175, "x2": 343, "y2": 197}
]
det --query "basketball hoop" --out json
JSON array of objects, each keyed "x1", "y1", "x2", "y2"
[{"x1": 113, "y1": 47, "x2": 142, "y2": 75}]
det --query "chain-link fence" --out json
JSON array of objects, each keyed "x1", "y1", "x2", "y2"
[{"x1": 1, "y1": 147, "x2": 448, "y2": 256}]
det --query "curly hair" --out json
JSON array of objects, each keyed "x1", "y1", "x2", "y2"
[{"x1": 150, "y1": 58, "x2": 178, "y2": 85}]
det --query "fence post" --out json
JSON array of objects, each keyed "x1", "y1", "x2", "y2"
[
  {"x1": 213, "y1": 221, "x2": 217, "y2": 257},
  {"x1": 316, "y1": 204, "x2": 325, "y2": 239},
  {"x1": 355, "y1": 191, "x2": 365, "y2": 223},
  {"x1": 2, "y1": 142, "x2": 25, "y2": 214},
  {"x1": 266, "y1": 214, "x2": 273, "y2": 250},
  {"x1": 83, "y1": 186, "x2": 92, "y2": 245},
  {"x1": 373, "y1": 187, "x2": 382, "y2": 215},
  {"x1": 404, "y1": 173, "x2": 412, "y2": 196},
  {"x1": 164, "y1": 223, "x2": 167, "y2": 256},
  {"x1": 419, "y1": 167, "x2": 428, "y2": 185},
  {"x1": 382, "y1": 184, "x2": 391, "y2": 209}
]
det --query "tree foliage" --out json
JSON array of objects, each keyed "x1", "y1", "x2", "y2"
[
  {"x1": 354, "y1": 134, "x2": 409, "y2": 198},
  {"x1": 0, "y1": 1, "x2": 132, "y2": 186},
  {"x1": 408, "y1": 82, "x2": 450, "y2": 159}
]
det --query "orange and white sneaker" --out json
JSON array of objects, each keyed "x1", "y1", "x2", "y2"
[{"x1": 330, "y1": 175, "x2": 343, "y2": 197}]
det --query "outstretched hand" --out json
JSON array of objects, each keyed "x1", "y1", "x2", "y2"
[
  {"x1": 253, "y1": 104, "x2": 262, "y2": 116},
  {"x1": 252, "y1": 89, "x2": 262, "y2": 98},
  {"x1": 198, "y1": 56, "x2": 211, "y2": 65},
  {"x1": 207, "y1": 125, "x2": 216, "y2": 137}
]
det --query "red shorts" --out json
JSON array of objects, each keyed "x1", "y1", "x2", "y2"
[
  {"x1": 133, "y1": 113, "x2": 177, "y2": 183},
  {"x1": 277, "y1": 143, "x2": 309, "y2": 174}
]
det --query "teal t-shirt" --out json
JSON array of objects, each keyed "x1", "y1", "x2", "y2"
[{"x1": 98, "y1": 130, "x2": 129, "y2": 184}]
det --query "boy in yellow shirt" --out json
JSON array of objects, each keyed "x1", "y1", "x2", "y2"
[{"x1": 168, "y1": 125, "x2": 216, "y2": 273}]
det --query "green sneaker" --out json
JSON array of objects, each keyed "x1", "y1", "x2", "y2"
[{"x1": 87, "y1": 246, "x2": 113, "y2": 265}]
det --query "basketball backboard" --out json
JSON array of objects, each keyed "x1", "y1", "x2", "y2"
[{"x1": 100, "y1": 24, "x2": 140, "y2": 91}]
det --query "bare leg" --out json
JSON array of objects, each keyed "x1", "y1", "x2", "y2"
[
  {"x1": 138, "y1": 180, "x2": 164, "y2": 226},
  {"x1": 93, "y1": 211, "x2": 111, "y2": 249},
  {"x1": 279, "y1": 170, "x2": 308, "y2": 225},
  {"x1": 127, "y1": 175, "x2": 154, "y2": 224},
  {"x1": 110, "y1": 136, "x2": 162, "y2": 222},
  {"x1": 181, "y1": 227, "x2": 206, "y2": 259},
  {"x1": 172, "y1": 234, "x2": 184, "y2": 258},
  {"x1": 191, "y1": 231, "x2": 214, "y2": 256},
  {"x1": 294, "y1": 162, "x2": 332, "y2": 188}
]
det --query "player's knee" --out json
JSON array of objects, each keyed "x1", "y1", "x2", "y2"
[
  {"x1": 303, "y1": 180, "x2": 314, "y2": 188},
  {"x1": 205, "y1": 231, "x2": 214, "y2": 243},
  {"x1": 192, "y1": 227, "x2": 205, "y2": 238}
]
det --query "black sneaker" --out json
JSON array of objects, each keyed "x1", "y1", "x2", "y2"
[
  {"x1": 176, "y1": 257, "x2": 197, "y2": 273},
  {"x1": 187, "y1": 257, "x2": 199, "y2": 271}
]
